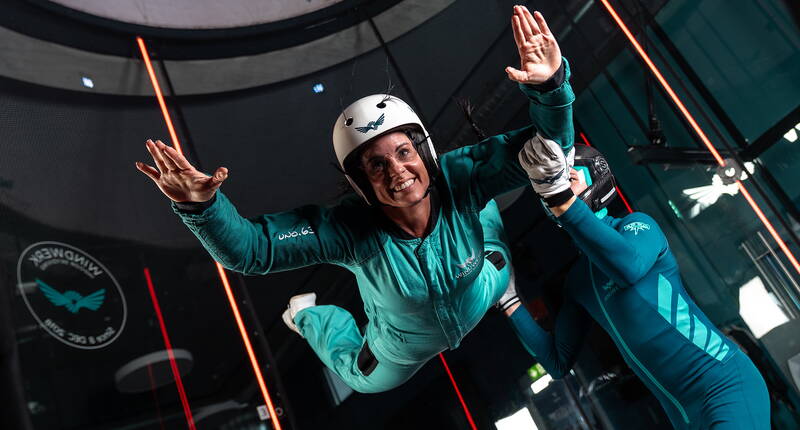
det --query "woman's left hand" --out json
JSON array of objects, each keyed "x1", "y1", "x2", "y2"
[{"x1": 506, "y1": 6, "x2": 562, "y2": 85}]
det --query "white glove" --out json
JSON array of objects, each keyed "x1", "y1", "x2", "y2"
[{"x1": 518, "y1": 134, "x2": 574, "y2": 206}]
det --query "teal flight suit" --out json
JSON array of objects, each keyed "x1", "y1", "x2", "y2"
[
  {"x1": 172, "y1": 60, "x2": 575, "y2": 393},
  {"x1": 509, "y1": 200, "x2": 770, "y2": 429}
]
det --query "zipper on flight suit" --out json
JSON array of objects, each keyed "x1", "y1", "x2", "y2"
[{"x1": 417, "y1": 237, "x2": 460, "y2": 348}]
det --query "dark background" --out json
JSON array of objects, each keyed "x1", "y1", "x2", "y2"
[{"x1": 1, "y1": 0, "x2": 799, "y2": 429}]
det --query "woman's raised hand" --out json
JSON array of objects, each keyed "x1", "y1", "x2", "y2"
[
  {"x1": 506, "y1": 6, "x2": 562, "y2": 85},
  {"x1": 135, "y1": 139, "x2": 228, "y2": 203}
]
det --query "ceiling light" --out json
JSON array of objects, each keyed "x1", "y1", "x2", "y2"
[
  {"x1": 683, "y1": 162, "x2": 755, "y2": 218},
  {"x1": 683, "y1": 175, "x2": 738, "y2": 218},
  {"x1": 312, "y1": 83, "x2": 324, "y2": 94},
  {"x1": 785, "y1": 128, "x2": 798, "y2": 143},
  {"x1": 81, "y1": 76, "x2": 94, "y2": 88}
]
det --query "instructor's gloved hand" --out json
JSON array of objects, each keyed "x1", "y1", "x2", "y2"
[
  {"x1": 135, "y1": 139, "x2": 228, "y2": 203},
  {"x1": 518, "y1": 133, "x2": 574, "y2": 207}
]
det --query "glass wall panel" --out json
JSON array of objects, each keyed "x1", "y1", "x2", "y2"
[
  {"x1": 572, "y1": 3, "x2": 800, "y2": 426},
  {"x1": 657, "y1": 0, "x2": 800, "y2": 142}
]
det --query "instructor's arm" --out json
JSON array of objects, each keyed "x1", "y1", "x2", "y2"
[
  {"x1": 519, "y1": 139, "x2": 667, "y2": 287},
  {"x1": 505, "y1": 297, "x2": 591, "y2": 379}
]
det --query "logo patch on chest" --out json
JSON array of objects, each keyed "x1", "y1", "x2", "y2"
[
  {"x1": 623, "y1": 221, "x2": 651, "y2": 235},
  {"x1": 601, "y1": 279, "x2": 621, "y2": 301},
  {"x1": 455, "y1": 248, "x2": 480, "y2": 279}
]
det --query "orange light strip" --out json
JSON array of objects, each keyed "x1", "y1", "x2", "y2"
[
  {"x1": 438, "y1": 353, "x2": 477, "y2": 430},
  {"x1": 578, "y1": 132, "x2": 634, "y2": 214},
  {"x1": 737, "y1": 182, "x2": 800, "y2": 274},
  {"x1": 136, "y1": 36, "x2": 282, "y2": 429},
  {"x1": 215, "y1": 262, "x2": 282, "y2": 430},
  {"x1": 135, "y1": 37, "x2": 182, "y2": 154},
  {"x1": 598, "y1": 0, "x2": 800, "y2": 275},
  {"x1": 143, "y1": 268, "x2": 197, "y2": 430}
]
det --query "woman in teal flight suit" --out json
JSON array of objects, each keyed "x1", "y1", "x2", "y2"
[
  {"x1": 500, "y1": 138, "x2": 771, "y2": 429},
  {"x1": 136, "y1": 6, "x2": 573, "y2": 393}
]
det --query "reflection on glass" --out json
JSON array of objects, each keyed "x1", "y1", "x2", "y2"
[
  {"x1": 784, "y1": 127, "x2": 798, "y2": 143},
  {"x1": 496, "y1": 407, "x2": 538, "y2": 430},
  {"x1": 681, "y1": 162, "x2": 754, "y2": 218},
  {"x1": 530, "y1": 374, "x2": 554, "y2": 395},
  {"x1": 738, "y1": 277, "x2": 790, "y2": 338}
]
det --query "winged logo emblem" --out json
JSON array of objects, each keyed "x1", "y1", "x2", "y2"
[
  {"x1": 35, "y1": 278, "x2": 105, "y2": 314},
  {"x1": 623, "y1": 222, "x2": 651, "y2": 236},
  {"x1": 355, "y1": 113, "x2": 385, "y2": 134},
  {"x1": 456, "y1": 248, "x2": 477, "y2": 269}
]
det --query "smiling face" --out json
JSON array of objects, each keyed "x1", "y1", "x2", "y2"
[{"x1": 360, "y1": 131, "x2": 430, "y2": 208}]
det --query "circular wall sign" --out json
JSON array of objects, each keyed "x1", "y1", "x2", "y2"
[{"x1": 17, "y1": 242, "x2": 127, "y2": 349}]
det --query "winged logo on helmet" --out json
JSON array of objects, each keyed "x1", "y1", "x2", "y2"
[
  {"x1": 35, "y1": 278, "x2": 105, "y2": 314},
  {"x1": 355, "y1": 113, "x2": 385, "y2": 134}
]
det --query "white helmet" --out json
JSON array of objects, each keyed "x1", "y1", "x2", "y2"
[{"x1": 332, "y1": 94, "x2": 439, "y2": 205}]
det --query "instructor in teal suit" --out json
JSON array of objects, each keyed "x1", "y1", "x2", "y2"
[
  {"x1": 136, "y1": 7, "x2": 573, "y2": 393},
  {"x1": 502, "y1": 138, "x2": 771, "y2": 429}
]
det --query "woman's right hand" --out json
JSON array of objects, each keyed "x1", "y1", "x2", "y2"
[
  {"x1": 506, "y1": 6, "x2": 562, "y2": 85},
  {"x1": 135, "y1": 139, "x2": 228, "y2": 203}
]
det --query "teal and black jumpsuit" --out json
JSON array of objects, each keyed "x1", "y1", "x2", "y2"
[
  {"x1": 508, "y1": 199, "x2": 770, "y2": 429},
  {"x1": 172, "y1": 61, "x2": 576, "y2": 393}
]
